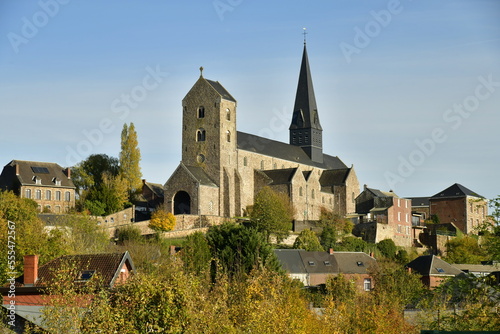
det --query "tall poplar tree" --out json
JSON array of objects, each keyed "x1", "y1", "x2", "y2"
[{"x1": 119, "y1": 123, "x2": 142, "y2": 199}]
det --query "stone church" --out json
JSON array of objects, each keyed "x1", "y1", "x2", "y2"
[{"x1": 164, "y1": 44, "x2": 360, "y2": 223}]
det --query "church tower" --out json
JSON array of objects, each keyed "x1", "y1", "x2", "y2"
[{"x1": 289, "y1": 43, "x2": 323, "y2": 163}]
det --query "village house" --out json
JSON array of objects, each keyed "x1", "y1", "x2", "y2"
[
  {"x1": 274, "y1": 249, "x2": 376, "y2": 291},
  {"x1": 405, "y1": 255, "x2": 463, "y2": 288},
  {"x1": 0, "y1": 160, "x2": 75, "y2": 213},
  {"x1": 353, "y1": 185, "x2": 413, "y2": 247},
  {"x1": 1, "y1": 252, "x2": 135, "y2": 331}
]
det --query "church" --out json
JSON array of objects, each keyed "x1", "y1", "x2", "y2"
[{"x1": 164, "y1": 43, "x2": 360, "y2": 224}]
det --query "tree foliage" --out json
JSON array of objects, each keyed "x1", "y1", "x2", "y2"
[
  {"x1": 249, "y1": 186, "x2": 294, "y2": 242},
  {"x1": 376, "y1": 238, "x2": 398, "y2": 259},
  {"x1": 444, "y1": 236, "x2": 487, "y2": 264},
  {"x1": 180, "y1": 231, "x2": 212, "y2": 277},
  {"x1": 148, "y1": 210, "x2": 176, "y2": 232},
  {"x1": 119, "y1": 122, "x2": 142, "y2": 199},
  {"x1": 293, "y1": 229, "x2": 323, "y2": 251},
  {"x1": 206, "y1": 222, "x2": 282, "y2": 279}
]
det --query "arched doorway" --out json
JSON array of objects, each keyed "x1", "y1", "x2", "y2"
[{"x1": 173, "y1": 191, "x2": 191, "y2": 214}]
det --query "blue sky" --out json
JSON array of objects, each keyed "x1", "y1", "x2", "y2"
[{"x1": 1, "y1": 1, "x2": 499, "y2": 202}]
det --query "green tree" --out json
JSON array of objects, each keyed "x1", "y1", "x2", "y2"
[
  {"x1": 377, "y1": 238, "x2": 397, "y2": 259},
  {"x1": 206, "y1": 222, "x2": 282, "y2": 279},
  {"x1": 181, "y1": 231, "x2": 212, "y2": 276},
  {"x1": 293, "y1": 229, "x2": 323, "y2": 251},
  {"x1": 72, "y1": 154, "x2": 119, "y2": 194},
  {"x1": 119, "y1": 123, "x2": 142, "y2": 200},
  {"x1": 336, "y1": 235, "x2": 369, "y2": 252},
  {"x1": 444, "y1": 236, "x2": 487, "y2": 264},
  {"x1": 249, "y1": 186, "x2": 294, "y2": 242}
]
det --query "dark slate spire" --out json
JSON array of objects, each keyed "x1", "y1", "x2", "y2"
[{"x1": 289, "y1": 44, "x2": 323, "y2": 163}]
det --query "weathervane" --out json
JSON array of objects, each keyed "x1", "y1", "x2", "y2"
[{"x1": 303, "y1": 27, "x2": 307, "y2": 45}]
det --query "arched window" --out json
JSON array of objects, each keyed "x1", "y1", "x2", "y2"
[
  {"x1": 65, "y1": 191, "x2": 71, "y2": 202},
  {"x1": 25, "y1": 189, "x2": 31, "y2": 199},
  {"x1": 46, "y1": 190, "x2": 51, "y2": 201},
  {"x1": 226, "y1": 108, "x2": 231, "y2": 121},
  {"x1": 196, "y1": 129, "x2": 206, "y2": 142},
  {"x1": 56, "y1": 191, "x2": 61, "y2": 201},
  {"x1": 226, "y1": 130, "x2": 231, "y2": 142},
  {"x1": 36, "y1": 189, "x2": 42, "y2": 200},
  {"x1": 198, "y1": 106, "x2": 205, "y2": 118}
]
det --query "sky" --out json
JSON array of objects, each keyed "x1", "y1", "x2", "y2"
[{"x1": 1, "y1": 1, "x2": 499, "y2": 203}]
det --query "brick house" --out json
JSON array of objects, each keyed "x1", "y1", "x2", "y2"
[
  {"x1": 274, "y1": 249, "x2": 376, "y2": 291},
  {"x1": 353, "y1": 185, "x2": 413, "y2": 247},
  {"x1": 163, "y1": 44, "x2": 360, "y2": 225},
  {"x1": 1, "y1": 252, "x2": 135, "y2": 331},
  {"x1": 0, "y1": 160, "x2": 76, "y2": 213},
  {"x1": 406, "y1": 255, "x2": 463, "y2": 288},
  {"x1": 429, "y1": 183, "x2": 488, "y2": 234}
]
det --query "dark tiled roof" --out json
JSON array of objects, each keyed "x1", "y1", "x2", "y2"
[
  {"x1": 183, "y1": 165, "x2": 217, "y2": 187},
  {"x1": 333, "y1": 252, "x2": 376, "y2": 275},
  {"x1": 15, "y1": 252, "x2": 134, "y2": 288},
  {"x1": 319, "y1": 168, "x2": 350, "y2": 186},
  {"x1": 237, "y1": 132, "x2": 347, "y2": 170},
  {"x1": 300, "y1": 251, "x2": 338, "y2": 274},
  {"x1": 260, "y1": 168, "x2": 297, "y2": 185},
  {"x1": 144, "y1": 181, "x2": 164, "y2": 198},
  {"x1": 409, "y1": 197, "x2": 430, "y2": 207},
  {"x1": 406, "y1": 255, "x2": 463, "y2": 276},
  {"x1": 0, "y1": 160, "x2": 75, "y2": 190},
  {"x1": 274, "y1": 249, "x2": 307, "y2": 274},
  {"x1": 206, "y1": 79, "x2": 236, "y2": 102},
  {"x1": 431, "y1": 183, "x2": 483, "y2": 199},
  {"x1": 366, "y1": 187, "x2": 397, "y2": 198}
]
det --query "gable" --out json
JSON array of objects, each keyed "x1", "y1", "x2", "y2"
[{"x1": 431, "y1": 183, "x2": 483, "y2": 199}]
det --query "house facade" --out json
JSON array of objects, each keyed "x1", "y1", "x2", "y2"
[
  {"x1": 164, "y1": 44, "x2": 360, "y2": 224},
  {"x1": 406, "y1": 255, "x2": 463, "y2": 288},
  {"x1": 0, "y1": 160, "x2": 75, "y2": 213},
  {"x1": 274, "y1": 249, "x2": 376, "y2": 291},
  {"x1": 429, "y1": 183, "x2": 488, "y2": 234},
  {"x1": 353, "y1": 185, "x2": 413, "y2": 247}
]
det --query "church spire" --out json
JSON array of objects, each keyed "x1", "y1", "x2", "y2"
[{"x1": 289, "y1": 41, "x2": 323, "y2": 163}]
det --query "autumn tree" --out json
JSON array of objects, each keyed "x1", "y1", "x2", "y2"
[
  {"x1": 444, "y1": 235, "x2": 487, "y2": 264},
  {"x1": 293, "y1": 229, "x2": 323, "y2": 251},
  {"x1": 119, "y1": 123, "x2": 142, "y2": 200},
  {"x1": 249, "y1": 186, "x2": 294, "y2": 242},
  {"x1": 180, "y1": 231, "x2": 212, "y2": 277},
  {"x1": 148, "y1": 209, "x2": 176, "y2": 232}
]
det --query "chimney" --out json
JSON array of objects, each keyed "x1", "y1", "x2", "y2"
[
  {"x1": 170, "y1": 245, "x2": 177, "y2": 255},
  {"x1": 328, "y1": 248, "x2": 334, "y2": 255},
  {"x1": 65, "y1": 167, "x2": 71, "y2": 179},
  {"x1": 23, "y1": 255, "x2": 39, "y2": 286},
  {"x1": 363, "y1": 184, "x2": 368, "y2": 190},
  {"x1": 142, "y1": 179, "x2": 146, "y2": 185},
  {"x1": 15, "y1": 163, "x2": 19, "y2": 175}
]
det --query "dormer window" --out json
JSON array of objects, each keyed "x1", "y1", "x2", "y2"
[
  {"x1": 52, "y1": 177, "x2": 61, "y2": 186},
  {"x1": 76, "y1": 270, "x2": 95, "y2": 282},
  {"x1": 32, "y1": 176, "x2": 41, "y2": 185}
]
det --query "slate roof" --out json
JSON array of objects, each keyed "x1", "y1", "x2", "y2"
[
  {"x1": 364, "y1": 187, "x2": 398, "y2": 198},
  {"x1": 260, "y1": 168, "x2": 297, "y2": 185},
  {"x1": 406, "y1": 255, "x2": 463, "y2": 277},
  {"x1": 319, "y1": 168, "x2": 350, "y2": 186},
  {"x1": 409, "y1": 197, "x2": 430, "y2": 207},
  {"x1": 206, "y1": 79, "x2": 236, "y2": 102},
  {"x1": 14, "y1": 252, "x2": 135, "y2": 288},
  {"x1": 274, "y1": 249, "x2": 376, "y2": 276},
  {"x1": 0, "y1": 160, "x2": 75, "y2": 190},
  {"x1": 183, "y1": 165, "x2": 218, "y2": 187},
  {"x1": 144, "y1": 181, "x2": 164, "y2": 198},
  {"x1": 237, "y1": 131, "x2": 347, "y2": 170},
  {"x1": 431, "y1": 183, "x2": 484, "y2": 199}
]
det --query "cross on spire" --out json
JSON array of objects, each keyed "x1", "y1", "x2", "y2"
[{"x1": 303, "y1": 27, "x2": 307, "y2": 45}]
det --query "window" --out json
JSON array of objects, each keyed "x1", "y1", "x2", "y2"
[
  {"x1": 65, "y1": 191, "x2": 71, "y2": 202},
  {"x1": 36, "y1": 189, "x2": 42, "y2": 200},
  {"x1": 46, "y1": 190, "x2": 51, "y2": 200},
  {"x1": 398, "y1": 198, "x2": 401, "y2": 207},
  {"x1": 25, "y1": 189, "x2": 32, "y2": 199},
  {"x1": 31, "y1": 166, "x2": 49, "y2": 174},
  {"x1": 198, "y1": 106, "x2": 205, "y2": 118},
  {"x1": 406, "y1": 226, "x2": 410, "y2": 235},
  {"x1": 226, "y1": 130, "x2": 231, "y2": 142},
  {"x1": 56, "y1": 191, "x2": 61, "y2": 201},
  {"x1": 405, "y1": 213, "x2": 409, "y2": 223},
  {"x1": 364, "y1": 278, "x2": 372, "y2": 291},
  {"x1": 52, "y1": 177, "x2": 61, "y2": 186},
  {"x1": 356, "y1": 261, "x2": 364, "y2": 267},
  {"x1": 299, "y1": 187, "x2": 303, "y2": 196},
  {"x1": 324, "y1": 261, "x2": 331, "y2": 266},
  {"x1": 196, "y1": 129, "x2": 206, "y2": 142},
  {"x1": 308, "y1": 261, "x2": 315, "y2": 266},
  {"x1": 226, "y1": 108, "x2": 230, "y2": 121},
  {"x1": 405, "y1": 200, "x2": 408, "y2": 208},
  {"x1": 33, "y1": 176, "x2": 41, "y2": 185},
  {"x1": 436, "y1": 268, "x2": 445, "y2": 273},
  {"x1": 397, "y1": 224, "x2": 402, "y2": 233},
  {"x1": 260, "y1": 160, "x2": 264, "y2": 169},
  {"x1": 243, "y1": 157, "x2": 247, "y2": 166},
  {"x1": 398, "y1": 212, "x2": 401, "y2": 221},
  {"x1": 76, "y1": 270, "x2": 95, "y2": 281},
  {"x1": 311, "y1": 189, "x2": 315, "y2": 199}
]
